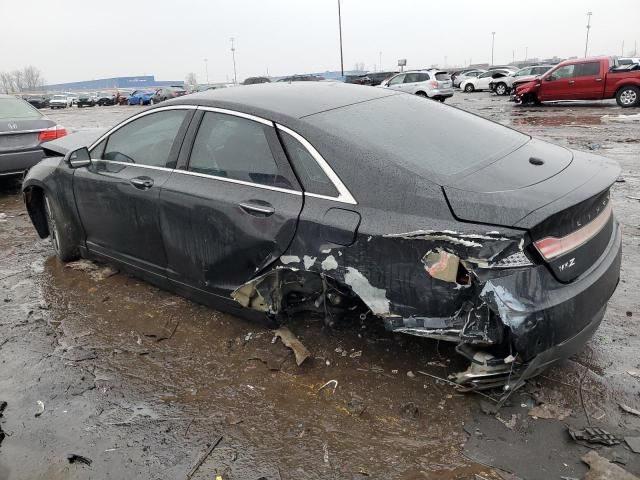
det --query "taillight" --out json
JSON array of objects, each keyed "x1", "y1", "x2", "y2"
[
  {"x1": 429, "y1": 80, "x2": 438, "y2": 88},
  {"x1": 534, "y1": 202, "x2": 612, "y2": 260},
  {"x1": 38, "y1": 125, "x2": 68, "y2": 142}
]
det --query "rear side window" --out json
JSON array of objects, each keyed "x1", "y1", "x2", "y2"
[
  {"x1": 0, "y1": 97, "x2": 42, "y2": 119},
  {"x1": 280, "y1": 131, "x2": 338, "y2": 197},
  {"x1": 188, "y1": 112, "x2": 292, "y2": 189},
  {"x1": 103, "y1": 110, "x2": 187, "y2": 167},
  {"x1": 575, "y1": 62, "x2": 600, "y2": 77}
]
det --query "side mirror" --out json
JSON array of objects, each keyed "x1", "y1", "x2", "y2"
[{"x1": 65, "y1": 146, "x2": 91, "y2": 168}]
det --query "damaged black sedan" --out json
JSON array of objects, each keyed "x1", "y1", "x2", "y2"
[{"x1": 22, "y1": 83, "x2": 621, "y2": 391}]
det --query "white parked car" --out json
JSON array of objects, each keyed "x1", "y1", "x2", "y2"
[
  {"x1": 380, "y1": 70, "x2": 454, "y2": 102},
  {"x1": 49, "y1": 94, "x2": 72, "y2": 109},
  {"x1": 490, "y1": 65, "x2": 554, "y2": 96},
  {"x1": 460, "y1": 69, "x2": 512, "y2": 93},
  {"x1": 453, "y1": 69, "x2": 486, "y2": 88}
]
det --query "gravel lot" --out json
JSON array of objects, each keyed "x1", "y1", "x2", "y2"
[{"x1": 1, "y1": 94, "x2": 639, "y2": 480}]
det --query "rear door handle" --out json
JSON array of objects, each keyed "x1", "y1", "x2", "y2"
[
  {"x1": 568, "y1": 80, "x2": 575, "y2": 85},
  {"x1": 239, "y1": 201, "x2": 275, "y2": 216},
  {"x1": 130, "y1": 176, "x2": 154, "y2": 190}
]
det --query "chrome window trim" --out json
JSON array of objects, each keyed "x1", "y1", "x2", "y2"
[
  {"x1": 174, "y1": 169, "x2": 303, "y2": 196},
  {"x1": 196, "y1": 106, "x2": 273, "y2": 126},
  {"x1": 90, "y1": 159, "x2": 174, "y2": 172},
  {"x1": 275, "y1": 124, "x2": 357, "y2": 205},
  {"x1": 88, "y1": 104, "x2": 198, "y2": 150},
  {"x1": 86, "y1": 103, "x2": 355, "y2": 203}
]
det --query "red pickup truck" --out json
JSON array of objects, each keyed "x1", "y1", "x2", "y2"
[{"x1": 514, "y1": 57, "x2": 640, "y2": 107}]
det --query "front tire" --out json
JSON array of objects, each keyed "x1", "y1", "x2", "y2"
[
  {"x1": 495, "y1": 82, "x2": 507, "y2": 96},
  {"x1": 616, "y1": 86, "x2": 639, "y2": 108},
  {"x1": 149, "y1": 98, "x2": 155, "y2": 105},
  {"x1": 464, "y1": 83, "x2": 475, "y2": 93},
  {"x1": 44, "y1": 194, "x2": 79, "y2": 262}
]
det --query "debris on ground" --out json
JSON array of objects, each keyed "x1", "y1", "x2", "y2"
[
  {"x1": 627, "y1": 370, "x2": 640, "y2": 379},
  {"x1": 569, "y1": 427, "x2": 621, "y2": 446},
  {"x1": 0, "y1": 400, "x2": 6, "y2": 446},
  {"x1": 496, "y1": 413, "x2": 517, "y2": 430},
  {"x1": 625, "y1": 437, "x2": 640, "y2": 454},
  {"x1": 186, "y1": 436, "x2": 223, "y2": 480},
  {"x1": 400, "y1": 401, "x2": 419, "y2": 419},
  {"x1": 581, "y1": 450, "x2": 639, "y2": 480},
  {"x1": 64, "y1": 259, "x2": 118, "y2": 281},
  {"x1": 273, "y1": 326, "x2": 310, "y2": 366},
  {"x1": 34, "y1": 400, "x2": 45, "y2": 417},
  {"x1": 528, "y1": 403, "x2": 572, "y2": 420},
  {"x1": 620, "y1": 404, "x2": 640, "y2": 417},
  {"x1": 349, "y1": 350, "x2": 362, "y2": 359},
  {"x1": 317, "y1": 379, "x2": 338, "y2": 394},
  {"x1": 67, "y1": 454, "x2": 92, "y2": 466}
]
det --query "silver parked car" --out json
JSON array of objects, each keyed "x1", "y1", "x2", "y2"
[
  {"x1": 380, "y1": 70, "x2": 454, "y2": 102},
  {"x1": 453, "y1": 69, "x2": 486, "y2": 88},
  {"x1": 490, "y1": 65, "x2": 554, "y2": 96}
]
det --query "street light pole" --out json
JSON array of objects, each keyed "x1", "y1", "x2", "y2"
[
  {"x1": 230, "y1": 37, "x2": 238, "y2": 84},
  {"x1": 491, "y1": 32, "x2": 496, "y2": 66},
  {"x1": 584, "y1": 12, "x2": 592, "y2": 57},
  {"x1": 204, "y1": 58, "x2": 209, "y2": 84},
  {"x1": 379, "y1": 51, "x2": 382, "y2": 71},
  {"x1": 338, "y1": 0, "x2": 344, "y2": 76}
]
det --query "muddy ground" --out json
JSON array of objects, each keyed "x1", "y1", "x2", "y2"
[{"x1": 0, "y1": 96, "x2": 639, "y2": 480}]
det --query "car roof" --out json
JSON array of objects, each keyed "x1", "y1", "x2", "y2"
[{"x1": 163, "y1": 82, "x2": 400, "y2": 120}]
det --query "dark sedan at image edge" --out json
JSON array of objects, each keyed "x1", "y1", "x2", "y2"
[
  {"x1": 20, "y1": 83, "x2": 622, "y2": 394},
  {"x1": 0, "y1": 94, "x2": 67, "y2": 177}
]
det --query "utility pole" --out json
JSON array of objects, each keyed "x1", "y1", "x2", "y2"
[
  {"x1": 512, "y1": 50, "x2": 515, "y2": 63},
  {"x1": 379, "y1": 51, "x2": 382, "y2": 71},
  {"x1": 584, "y1": 12, "x2": 592, "y2": 57},
  {"x1": 230, "y1": 37, "x2": 238, "y2": 84},
  {"x1": 204, "y1": 58, "x2": 209, "y2": 84},
  {"x1": 491, "y1": 32, "x2": 496, "y2": 66},
  {"x1": 338, "y1": 0, "x2": 344, "y2": 76},
  {"x1": 525, "y1": 46, "x2": 528, "y2": 60}
]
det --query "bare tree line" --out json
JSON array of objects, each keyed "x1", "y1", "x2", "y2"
[{"x1": 0, "y1": 66, "x2": 45, "y2": 94}]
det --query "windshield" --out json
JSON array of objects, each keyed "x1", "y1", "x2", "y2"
[
  {"x1": 52, "y1": 95, "x2": 66, "y2": 100},
  {"x1": 308, "y1": 93, "x2": 529, "y2": 178},
  {"x1": 0, "y1": 97, "x2": 43, "y2": 119}
]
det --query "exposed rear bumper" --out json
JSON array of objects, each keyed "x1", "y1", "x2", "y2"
[
  {"x1": 490, "y1": 219, "x2": 622, "y2": 362},
  {"x1": 0, "y1": 149, "x2": 45, "y2": 176}
]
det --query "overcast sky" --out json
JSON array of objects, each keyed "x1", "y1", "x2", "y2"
[{"x1": 1, "y1": 0, "x2": 638, "y2": 84}]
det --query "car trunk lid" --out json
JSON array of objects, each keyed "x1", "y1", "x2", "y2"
[
  {"x1": 443, "y1": 144, "x2": 620, "y2": 282},
  {"x1": 0, "y1": 118, "x2": 55, "y2": 152}
]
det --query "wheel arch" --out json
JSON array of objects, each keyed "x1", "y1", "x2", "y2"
[{"x1": 23, "y1": 184, "x2": 49, "y2": 239}]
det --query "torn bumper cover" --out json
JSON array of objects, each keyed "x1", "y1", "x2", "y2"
[{"x1": 385, "y1": 224, "x2": 621, "y2": 390}]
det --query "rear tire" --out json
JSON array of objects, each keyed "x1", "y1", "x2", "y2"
[
  {"x1": 616, "y1": 86, "x2": 639, "y2": 107},
  {"x1": 495, "y1": 82, "x2": 507, "y2": 96},
  {"x1": 415, "y1": 92, "x2": 427, "y2": 98},
  {"x1": 44, "y1": 194, "x2": 79, "y2": 262},
  {"x1": 464, "y1": 83, "x2": 475, "y2": 93},
  {"x1": 438, "y1": 98, "x2": 446, "y2": 102}
]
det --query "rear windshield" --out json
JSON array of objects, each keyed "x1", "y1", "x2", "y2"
[
  {"x1": 308, "y1": 94, "x2": 529, "y2": 178},
  {"x1": 435, "y1": 72, "x2": 450, "y2": 81},
  {"x1": 0, "y1": 97, "x2": 42, "y2": 120}
]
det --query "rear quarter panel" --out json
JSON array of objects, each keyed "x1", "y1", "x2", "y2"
[{"x1": 604, "y1": 70, "x2": 640, "y2": 97}]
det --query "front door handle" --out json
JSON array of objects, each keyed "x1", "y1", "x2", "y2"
[
  {"x1": 239, "y1": 201, "x2": 275, "y2": 216},
  {"x1": 568, "y1": 80, "x2": 575, "y2": 85},
  {"x1": 595, "y1": 78, "x2": 603, "y2": 82},
  {"x1": 130, "y1": 176, "x2": 154, "y2": 190}
]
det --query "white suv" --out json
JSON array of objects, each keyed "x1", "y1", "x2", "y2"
[{"x1": 381, "y1": 70, "x2": 454, "y2": 102}]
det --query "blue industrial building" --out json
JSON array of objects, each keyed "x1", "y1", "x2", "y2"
[{"x1": 39, "y1": 75, "x2": 183, "y2": 91}]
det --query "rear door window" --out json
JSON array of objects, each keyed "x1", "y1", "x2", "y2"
[
  {"x1": 403, "y1": 73, "x2": 421, "y2": 83},
  {"x1": 102, "y1": 110, "x2": 188, "y2": 167},
  {"x1": 575, "y1": 62, "x2": 601, "y2": 77},
  {"x1": 280, "y1": 131, "x2": 338, "y2": 197},
  {"x1": 188, "y1": 112, "x2": 293, "y2": 189}
]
